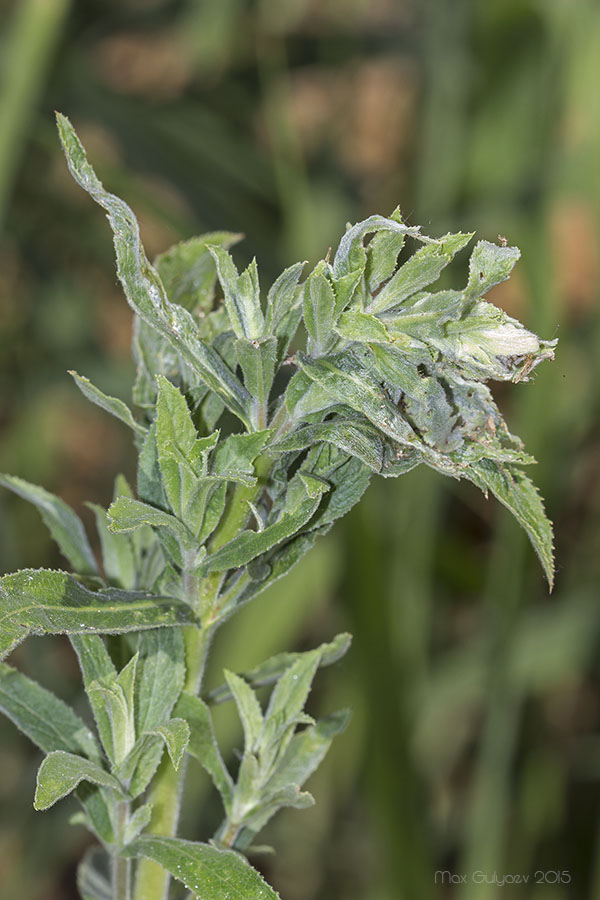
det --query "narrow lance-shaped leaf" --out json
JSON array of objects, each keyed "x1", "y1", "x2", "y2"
[
  {"x1": 224, "y1": 670, "x2": 264, "y2": 753},
  {"x1": 0, "y1": 662, "x2": 99, "y2": 759},
  {"x1": 208, "y1": 245, "x2": 265, "y2": 340},
  {"x1": 56, "y1": 114, "x2": 251, "y2": 428},
  {"x1": 69, "y1": 634, "x2": 117, "y2": 761},
  {"x1": 466, "y1": 459, "x2": 554, "y2": 588},
  {"x1": 174, "y1": 693, "x2": 234, "y2": 811},
  {"x1": 0, "y1": 474, "x2": 97, "y2": 575},
  {"x1": 0, "y1": 569, "x2": 196, "y2": 660},
  {"x1": 124, "y1": 836, "x2": 281, "y2": 900},
  {"x1": 69, "y1": 371, "x2": 146, "y2": 437},
  {"x1": 88, "y1": 503, "x2": 136, "y2": 590},
  {"x1": 199, "y1": 475, "x2": 328, "y2": 575},
  {"x1": 208, "y1": 633, "x2": 352, "y2": 704}
]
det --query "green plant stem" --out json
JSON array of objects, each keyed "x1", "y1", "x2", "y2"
[
  {"x1": 133, "y1": 623, "x2": 213, "y2": 900},
  {"x1": 113, "y1": 800, "x2": 131, "y2": 900}
]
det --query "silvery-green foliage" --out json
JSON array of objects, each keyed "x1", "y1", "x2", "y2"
[{"x1": 0, "y1": 114, "x2": 556, "y2": 900}]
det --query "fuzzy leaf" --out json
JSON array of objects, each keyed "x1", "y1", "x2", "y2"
[
  {"x1": 200, "y1": 476, "x2": 328, "y2": 574},
  {"x1": 88, "y1": 503, "x2": 136, "y2": 590},
  {"x1": 303, "y1": 262, "x2": 336, "y2": 355},
  {"x1": 0, "y1": 569, "x2": 195, "y2": 660},
  {"x1": 265, "y1": 710, "x2": 350, "y2": 794},
  {"x1": 296, "y1": 351, "x2": 418, "y2": 447},
  {"x1": 224, "y1": 670, "x2": 264, "y2": 753},
  {"x1": 123, "y1": 802, "x2": 153, "y2": 846},
  {"x1": 273, "y1": 419, "x2": 383, "y2": 472},
  {"x1": 208, "y1": 633, "x2": 352, "y2": 704},
  {"x1": 175, "y1": 693, "x2": 234, "y2": 810},
  {"x1": 124, "y1": 835, "x2": 281, "y2": 899},
  {"x1": 155, "y1": 232, "x2": 242, "y2": 312},
  {"x1": 0, "y1": 662, "x2": 99, "y2": 758},
  {"x1": 465, "y1": 240, "x2": 521, "y2": 300},
  {"x1": 34, "y1": 751, "x2": 125, "y2": 810},
  {"x1": 69, "y1": 371, "x2": 146, "y2": 437},
  {"x1": 57, "y1": 114, "x2": 251, "y2": 428},
  {"x1": 146, "y1": 718, "x2": 190, "y2": 771},
  {"x1": 209, "y1": 246, "x2": 264, "y2": 340},
  {"x1": 0, "y1": 474, "x2": 97, "y2": 575},
  {"x1": 368, "y1": 232, "x2": 474, "y2": 314},
  {"x1": 108, "y1": 496, "x2": 195, "y2": 552},
  {"x1": 333, "y1": 215, "x2": 420, "y2": 278},
  {"x1": 70, "y1": 635, "x2": 117, "y2": 760},
  {"x1": 235, "y1": 337, "x2": 277, "y2": 426},
  {"x1": 467, "y1": 459, "x2": 554, "y2": 588},
  {"x1": 135, "y1": 628, "x2": 185, "y2": 734},
  {"x1": 260, "y1": 652, "x2": 321, "y2": 753},
  {"x1": 265, "y1": 262, "x2": 305, "y2": 337}
]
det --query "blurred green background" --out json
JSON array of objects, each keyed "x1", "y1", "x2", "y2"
[{"x1": 0, "y1": 0, "x2": 599, "y2": 898}]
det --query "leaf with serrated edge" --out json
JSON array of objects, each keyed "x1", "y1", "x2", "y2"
[
  {"x1": 56, "y1": 114, "x2": 251, "y2": 428},
  {"x1": 467, "y1": 459, "x2": 554, "y2": 588},
  {"x1": 124, "y1": 836, "x2": 281, "y2": 900},
  {"x1": 145, "y1": 718, "x2": 190, "y2": 770}
]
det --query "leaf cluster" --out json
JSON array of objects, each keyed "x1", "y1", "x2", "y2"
[{"x1": 0, "y1": 115, "x2": 556, "y2": 900}]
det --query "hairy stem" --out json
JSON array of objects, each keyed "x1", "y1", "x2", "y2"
[
  {"x1": 133, "y1": 623, "x2": 213, "y2": 900},
  {"x1": 113, "y1": 800, "x2": 131, "y2": 900}
]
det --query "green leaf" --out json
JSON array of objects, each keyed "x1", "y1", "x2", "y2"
[
  {"x1": 265, "y1": 709, "x2": 350, "y2": 794},
  {"x1": 303, "y1": 262, "x2": 336, "y2": 355},
  {"x1": 174, "y1": 693, "x2": 234, "y2": 810},
  {"x1": 145, "y1": 718, "x2": 190, "y2": 770},
  {"x1": 259, "y1": 652, "x2": 320, "y2": 754},
  {"x1": 155, "y1": 232, "x2": 242, "y2": 312},
  {"x1": 108, "y1": 496, "x2": 195, "y2": 552},
  {"x1": 0, "y1": 662, "x2": 99, "y2": 758},
  {"x1": 265, "y1": 261, "x2": 305, "y2": 339},
  {"x1": 213, "y1": 430, "x2": 273, "y2": 486},
  {"x1": 135, "y1": 628, "x2": 185, "y2": 734},
  {"x1": 367, "y1": 232, "x2": 474, "y2": 314},
  {"x1": 365, "y1": 210, "x2": 406, "y2": 292},
  {"x1": 464, "y1": 240, "x2": 521, "y2": 301},
  {"x1": 34, "y1": 751, "x2": 125, "y2": 810},
  {"x1": 57, "y1": 114, "x2": 251, "y2": 429},
  {"x1": 155, "y1": 375, "x2": 219, "y2": 523},
  {"x1": 467, "y1": 459, "x2": 554, "y2": 588},
  {"x1": 88, "y1": 503, "x2": 136, "y2": 590},
  {"x1": 200, "y1": 475, "x2": 328, "y2": 574},
  {"x1": 69, "y1": 635, "x2": 117, "y2": 761},
  {"x1": 335, "y1": 309, "x2": 391, "y2": 344},
  {"x1": 332, "y1": 214, "x2": 419, "y2": 278},
  {"x1": 0, "y1": 569, "x2": 196, "y2": 660},
  {"x1": 0, "y1": 474, "x2": 97, "y2": 575},
  {"x1": 224, "y1": 670, "x2": 263, "y2": 753},
  {"x1": 235, "y1": 337, "x2": 277, "y2": 427},
  {"x1": 69, "y1": 371, "x2": 146, "y2": 437},
  {"x1": 296, "y1": 351, "x2": 417, "y2": 447},
  {"x1": 137, "y1": 424, "x2": 168, "y2": 508},
  {"x1": 273, "y1": 419, "x2": 383, "y2": 472},
  {"x1": 123, "y1": 802, "x2": 153, "y2": 846},
  {"x1": 208, "y1": 633, "x2": 352, "y2": 704},
  {"x1": 89, "y1": 653, "x2": 138, "y2": 765},
  {"x1": 125, "y1": 836, "x2": 281, "y2": 899},
  {"x1": 209, "y1": 248, "x2": 265, "y2": 341}
]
